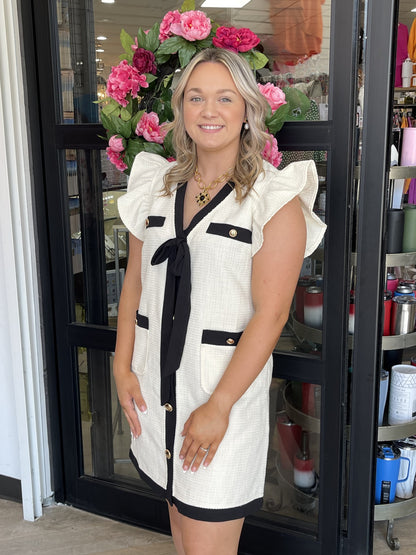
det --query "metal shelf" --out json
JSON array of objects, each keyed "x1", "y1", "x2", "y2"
[
  {"x1": 385, "y1": 251, "x2": 416, "y2": 266},
  {"x1": 375, "y1": 495, "x2": 416, "y2": 522},
  {"x1": 389, "y1": 166, "x2": 416, "y2": 180},
  {"x1": 377, "y1": 420, "x2": 416, "y2": 442}
]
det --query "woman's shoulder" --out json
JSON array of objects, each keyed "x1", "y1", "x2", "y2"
[{"x1": 252, "y1": 159, "x2": 318, "y2": 197}]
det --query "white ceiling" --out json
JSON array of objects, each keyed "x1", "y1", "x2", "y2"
[{"x1": 92, "y1": 0, "x2": 416, "y2": 75}]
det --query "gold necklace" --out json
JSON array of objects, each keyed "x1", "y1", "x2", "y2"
[{"x1": 194, "y1": 167, "x2": 232, "y2": 207}]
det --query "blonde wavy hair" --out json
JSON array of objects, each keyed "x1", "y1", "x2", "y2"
[{"x1": 163, "y1": 48, "x2": 270, "y2": 201}]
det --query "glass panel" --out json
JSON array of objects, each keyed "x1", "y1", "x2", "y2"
[
  {"x1": 261, "y1": 377, "x2": 320, "y2": 530},
  {"x1": 56, "y1": 0, "x2": 332, "y2": 123},
  {"x1": 66, "y1": 149, "x2": 128, "y2": 324},
  {"x1": 78, "y1": 347, "x2": 151, "y2": 487},
  {"x1": 275, "y1": 154, "x2": 327, "y2": 358}
]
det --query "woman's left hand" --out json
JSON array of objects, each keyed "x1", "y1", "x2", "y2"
[{"x1": 179, "y1": 398, "x2": 230, "y2": 472}]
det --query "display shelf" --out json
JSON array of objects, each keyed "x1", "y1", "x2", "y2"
[
  {"x1": 385, "y1": 251, "x2": 416, "y2": 266},
  {"x1": 292, "y1": 318, "x2": 353, "y2": 348},
  {"x1": 377, "y1": 420, "x2": 416, "y2": 442},
  {"x1": 283, "y1": 383, "x2": 320, "y2": 435},
  {"x1": 389, "y1": 166, "x2": 416, "y2": 180},
  {"x1": 375, "y1": 495, "x2": 416, "y2": 522}
]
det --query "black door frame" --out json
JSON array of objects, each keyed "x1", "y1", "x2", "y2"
[{"x1": 20, "y1": 0, "x2": 395, "y2": 553}]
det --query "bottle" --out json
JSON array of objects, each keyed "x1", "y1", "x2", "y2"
[{"x1": 293, "y1": 431, "x2": 316, "y2": 493}]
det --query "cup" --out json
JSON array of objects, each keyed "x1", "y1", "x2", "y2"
[
  {"x1": 276, "y1": 412, "x2": 302, "y2": 471},
  {"x1": 402, "y1": 204, "x2": 416, "y2": 253},
  {"x1": 379, "y1": 369, "x2": 389, "y2": 426},
  {"x1": 395, "y1": 440, "x2": 416, "y2": 499},
  {"x1": 388, "y1": 364, "x2": 416, "y2": 425},
  {"x1": 375, "y1": 443, "x2": 410, "y2": 504},
  {"x1": 400, "y1": 128, "x2": 416, "y2": 167},
  {"x1": 391, "y1": 295, "x2": 416, "y2": 335},
  {"x1": 386, "y1": 209, "x2": 404, "y2": 254}
]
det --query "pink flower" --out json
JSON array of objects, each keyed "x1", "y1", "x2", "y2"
[
  {"x1": 108, "y1": 135, "x2": 125, "y2": 152},
  {"x1": 170, "y1": 10, "x2": 211, "y2": 42},
  {"x1": 106, "y1": 60, "x2": 149, "y2": 107},
  {"x1": 262, "y1": 134, "x2": 282, "y2": 167},
  {"x1": 159, "y1": 10, "x2": 181, "y2": 42},
  {"x1": 131, "y1": 37, "x2": 139, "y2": 51},
  {"x1": 106, "y1": 147, "x2": 128, "y2": 171},
  {"x1": 167, "y1": 157, "x2": 176, "y2": 162},
  {"x1": 213, "y1": 26, "x2": 260, "y2": 53},
  {"x1": 258, "y1": 83, "x2": 286, "y2": 113},
  {"x1": 133, "y1": 48, "x2": 157, "y2": 75},
  {"x1": 135, "y1": 112, "x2": 168, "y2": 144}
]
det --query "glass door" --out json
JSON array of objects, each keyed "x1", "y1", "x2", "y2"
[{"x1": 23, "y1": 0, "x2": 397, "y2": 553}]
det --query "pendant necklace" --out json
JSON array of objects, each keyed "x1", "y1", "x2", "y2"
[{"x1": 194, "y1": 166, "x2": 232, "y2": 207}]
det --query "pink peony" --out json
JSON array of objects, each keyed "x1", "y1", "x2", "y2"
[
  {"x1": 135, "y1": 112, "x2": 168, "y2": 144},
  {"x1": 213, "y1": 26, "x2": 260, "y2": 53},
  {"x1": 170, "y1": 10, "x2": 211, "y2": 42},
  {"x1": 106, "y1": 60, "x2": 149, "y2": 107},
  {"x1": 108, "y1": 135, "x2": 125, "y2": 152},
  {"x1": 258, "y1": 83, "x2": 286, "y2": 113},
  {"x1": 262, "y1": 135, "x2": 282, "y2": 168},
  {"x1": 133, "y1": 48, "x2": 157, "y2": 75},
  {"x1": 159, "y1": 10, "x2": 181, "y2": 42},
  {"x1": 106, "y1": 147, "x2": 128, "y2": 171}
]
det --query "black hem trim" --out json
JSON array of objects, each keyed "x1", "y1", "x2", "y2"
[
  {"x1": 129, "y1": 450, "x2": 262, "y2": 521},
  {"x1": 146, "y1": 215, "x2": 165, "y2": 228},
  {"x1": 206, "y1": 222, "x2": 252, "y2": 244}
]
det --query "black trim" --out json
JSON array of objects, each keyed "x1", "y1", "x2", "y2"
[
  {"x1": 135, "y1": 312, "x2": 149, "y2": 329},
  {"x1": 0, "y1": 476, "x2": 22, "y2": 503},
  {"x1": 206, "y1": 223, "x2": 252, "y2": 244},
  {"x1": 146, "y1": 216, "x2": 165, "y2": 228},
  {"x1": 129, "y1": 450, "x2": 263, "y2": 522},
  {"x1": 202, "y1": 329, "x2": 243, "y2": 346}
]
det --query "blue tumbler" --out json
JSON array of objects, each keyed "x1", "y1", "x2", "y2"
[{"x1": 375, "y1": 443, "x2": 410, "y2": 504}]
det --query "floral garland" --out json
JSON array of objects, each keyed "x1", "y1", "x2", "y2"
[{"x1": 99, "y1": 0, "x2": 310, "y2": 174}]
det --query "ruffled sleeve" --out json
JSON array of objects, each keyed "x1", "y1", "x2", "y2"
[
  {"x1": 252, "y1": 160, "x2": 326, "y2": 257},
  {"x1": 117, "y1": 152, "x2": 171, "y2": 240}
]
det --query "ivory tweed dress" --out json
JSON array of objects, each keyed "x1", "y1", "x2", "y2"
[{"x1": 118, "y1": 151, "x2": 326, "y2": 521}]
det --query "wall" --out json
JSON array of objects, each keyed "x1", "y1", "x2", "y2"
[{"x1": 0, "y1": 0, "x2": 52, "y2": 520}]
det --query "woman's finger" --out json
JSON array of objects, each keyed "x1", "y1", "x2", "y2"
[
  {"x1": 190, "y1": 445, "x2": 211, "y2": 472},
  {"x1": 202, "y1": 443, "x2": 217, "y2": 468}
]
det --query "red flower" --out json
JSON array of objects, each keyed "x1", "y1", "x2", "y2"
[
  {"x1": 133, "y1": 48, "x2": 157, "y2": 75},
  {"x1": 213, "y1": 26, "x2": 260, "y2": 53}
]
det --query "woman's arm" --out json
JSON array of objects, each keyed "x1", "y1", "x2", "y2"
[
  {"x1": 179, "y1": 197, "x2": 307, "y2": 471},
  {"x1": 113, "y1": 233, "x2": 147, "y2": 439}
]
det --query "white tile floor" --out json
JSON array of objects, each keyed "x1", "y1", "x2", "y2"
[{"x1": 1, "y1": 498, "x2": 415, "y2": 554}]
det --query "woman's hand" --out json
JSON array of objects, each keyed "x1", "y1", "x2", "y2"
[
  {"x1": 114, "y1": 370, "x2": 147, "y2": 439},
  {"x1": 179, "y1": 398, "x2": 230, "y2": 472}
]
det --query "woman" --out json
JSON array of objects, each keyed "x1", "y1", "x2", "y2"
[{"x1": 114, "y1": 48, "x2": 325, "y2": 554}]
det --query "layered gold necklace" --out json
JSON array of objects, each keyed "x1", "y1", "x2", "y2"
[{"x1": 194, "y1": 166, "x2": 232, "y2": 207}]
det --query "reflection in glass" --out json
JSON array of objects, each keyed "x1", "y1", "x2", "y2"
[
  {"x1": 275, "y1": 156, "x2": 326, "y2": 357},
  {"x1": 66, "y1": 149, "x2": 128, "y2": 324},
  {"x1": 78, "y1": 348, "x2": 150, "y2": 487},
  {"x1": 56, "y1": 0, "x2": 331, "y2": 123},
  {"x1": 263, "y1": 378, "x2": 320, "y2": 528}
]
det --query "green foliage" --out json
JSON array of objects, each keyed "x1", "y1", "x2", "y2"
[
  {"x1": 282, "y1": 87, "x2": 311, "y2": 121},
  {"x1": 180, "y1": 0, "x2": 195, "y2": 12}
]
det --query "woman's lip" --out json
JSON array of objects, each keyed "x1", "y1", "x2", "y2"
[{"x1": 198, "y1": 124, "x2": 224, "y2": 131}]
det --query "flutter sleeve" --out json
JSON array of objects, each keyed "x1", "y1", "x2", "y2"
[
  {"x1": 117, "y1": 152, "x2": 170, "y2": 241},
  {"x1": 252, "y1": 160, "x2": 326, "y2": 257}
]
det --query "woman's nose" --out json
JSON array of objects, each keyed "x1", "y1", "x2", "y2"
[{"x1": 201, "y1": 98, "x2": 218, "y2": 117}]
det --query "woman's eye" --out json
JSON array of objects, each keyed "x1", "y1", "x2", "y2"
[
  {"x1": 190, "y1": 96, "x2": 202, "y2": 102},
  {"x1": 219, "y1": 97, "x2": 232, "y2": 103}
]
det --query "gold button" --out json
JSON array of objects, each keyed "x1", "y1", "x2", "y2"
[
  {"x1": 226, "y1": 338, "x2": 235, "y2": 345},
  {"x1": 145, "y1": 218, "x2": 149, "y2": 227},
  {"x1": 165, "y1": 449, "x2": 172, "y2": 459},
  {"x1": 229, "y1": 228, "x2": 238, "y2": 238},
  {"x1": 164, "y1": 403, "x2": 173, "y2": 412}
]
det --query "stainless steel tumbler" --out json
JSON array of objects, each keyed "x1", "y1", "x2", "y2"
[{"x1": 391, "y1": 296, "x2": 416, "y2": 335}]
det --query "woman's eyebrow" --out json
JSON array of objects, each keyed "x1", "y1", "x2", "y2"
[{"x1": 185, "y1": 87, "x2": 237, "y2": 95}]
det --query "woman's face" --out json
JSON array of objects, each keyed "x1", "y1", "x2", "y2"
[{"x1": 183, "y1": 62, "x2": 246, "y2": 159}]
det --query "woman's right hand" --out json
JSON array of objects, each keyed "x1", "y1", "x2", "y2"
[{"x1": 114, "y1": 370, "x2": 147, "y2": 439}]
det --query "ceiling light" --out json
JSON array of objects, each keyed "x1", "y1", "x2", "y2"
[
  {"x1": 96, "y1": 48, "x2": 104, "y2": 52},
  {"x1": 101, "y1": 0, "x2": 115, "y2": 4},
  {"x1": 97, "y1": 36, "x2": 107, "y2": 41},
  {"x1": 96, "y1": 58, "x2": 103, "y2": 62},
  {"x1": 412, "y1": 8, "x2": 416, "y2": 12},
  {"x1": 202, "y1": 0, "x2": 251, "y2": 7}
]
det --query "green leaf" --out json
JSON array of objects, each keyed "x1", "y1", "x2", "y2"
[
  {"x1": 144, "y1": 73, "x2": 158, "y2": 84},
  {"x1": 179, "y1": 43, "x2": 197, "y2": 67},
  {"x1": 282, "y1": 87, "x2": 311, "y2": 121},
  {"x1": 146, "y1": 22, "x2": 160, "y2": 52},
  {"x1": 251, "y1": 50, "x2": 269, "y2": 70},
  {"x1": 124, "y1": 138, "x2": 146, "y2": 171},
  {"x1": 100, "y1": 110, "x2": 116, "y2": 134},
  {"x1": 102, "y1": 99, "x2": 121, "y2": 117},
  {"x1": 155, "y1": 52, "x2": 171, "y2": 65},
  {"x1": 136, "y1": 28, "x2": 148, "y2": 50},
  {"x1": 131, "y1": 109, "x2": 145, "y2": 133},
  {"x1": 265, "y1": 103, "x2": 290, "y2": 134},
  {"x1": 120, "y1": 106, "x2": 132, "y2": 122},
  {"x1": 195, "y1": 37, "x2": 214, "y2": 50},
  {"x1": 180, "y1": 0, "x2": 195, "y2": 12},
  {"x1": 163, "y1": 129, "x2": 175, "y2": 158},
  {"x1": 157, "y1": 35, "x2": 187, "y2": 56},
  {"x1": 142, "y1": 142, "x2": 166, "y2": 156},
  {"x1": 120, "y1": 29, "x2": 134, "y2": 54}
]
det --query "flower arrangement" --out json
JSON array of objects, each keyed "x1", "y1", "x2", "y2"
[{"x1": 99, "y1": 0, "x2": 311, "y2": 174}]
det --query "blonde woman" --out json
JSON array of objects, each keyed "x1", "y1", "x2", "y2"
[{"x1": 114, "y1": 48, "x2": 325, "y2": 554}]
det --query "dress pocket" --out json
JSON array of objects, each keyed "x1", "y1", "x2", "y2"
[
  {"x1": 200, "y1": 330, "x2": 243, "y2": 394},
  {"x1": 131, "y1": 312, "x2": 149, "y2": 376}
]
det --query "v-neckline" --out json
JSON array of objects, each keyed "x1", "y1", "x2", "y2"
[{"x1": 175, "y1": 182, "x2": 234, "y2": 237}]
